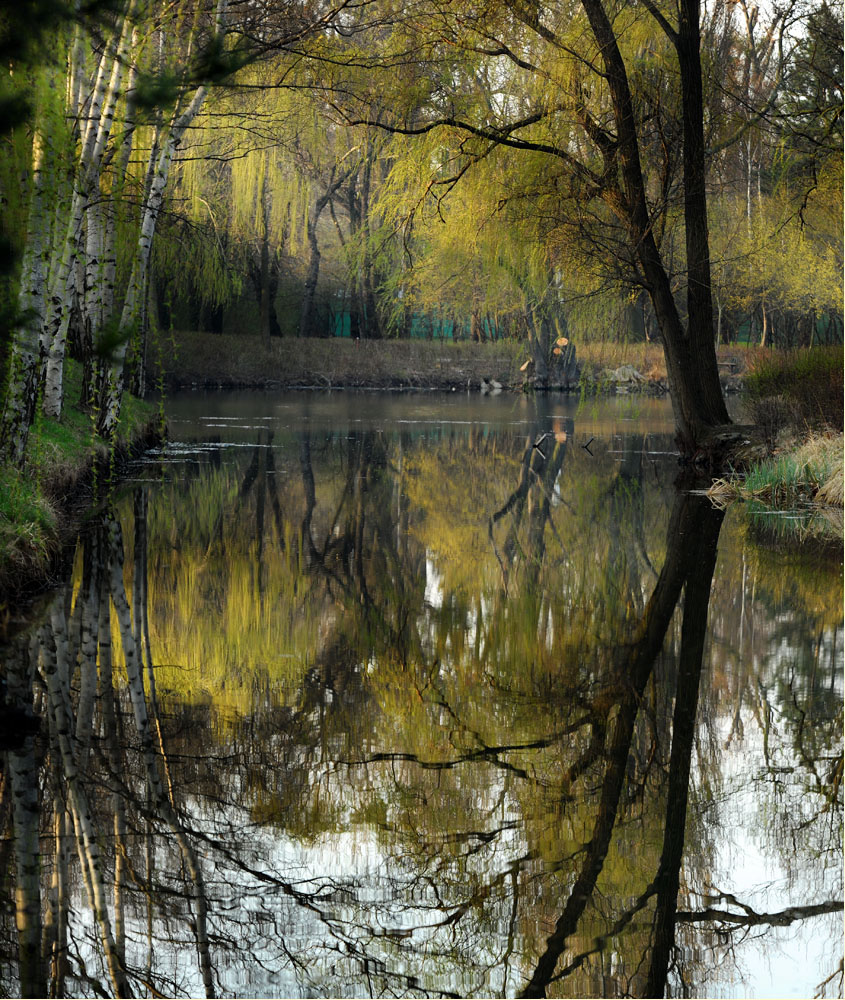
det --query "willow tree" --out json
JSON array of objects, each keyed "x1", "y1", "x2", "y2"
[
  {"x1": 376, "y1": 138, "x2": 578, "y2": 375},
  {"x1": 338, "y1": 0, "x2": 740, "y2": 452}
]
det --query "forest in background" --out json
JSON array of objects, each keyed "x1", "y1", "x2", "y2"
[{"x1": 0, "y1": 0, "x2": 842, "y2": 459}]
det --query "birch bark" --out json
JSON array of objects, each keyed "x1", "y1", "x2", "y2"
[
  {"x1": 98, "y1": 82, "x2": 212, "y2": 436},
  {"x1": 39, "y1": 598, "x2": 130, "y2": 997},
  {"x1": 107, "y1": 511, "x2": 216, "y2": 996},
  {"x1": 6, "y1": 641, "x2": 46, "y2": 999},
  {"x1": 98, "y1": 0, "x2": 228, "y2": 437},
  {"x1": 42, "y1": 2, "x2": 134, "y2": 419}
]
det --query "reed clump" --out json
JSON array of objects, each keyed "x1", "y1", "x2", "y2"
[{"x1": 707, "y1": 433, "x2": 843, "y2": 513}]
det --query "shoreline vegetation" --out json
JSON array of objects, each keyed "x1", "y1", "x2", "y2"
[
  {"x1": 704, "y1": 346, "x2": 843, "y2": 531},
  {"x1": 0, "y1": 360, "x2": 159, "y2": 616}
]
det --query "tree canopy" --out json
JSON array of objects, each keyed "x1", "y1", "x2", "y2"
[{"x1": 0, "y1": 0, "x2": 841, "y2": 455}]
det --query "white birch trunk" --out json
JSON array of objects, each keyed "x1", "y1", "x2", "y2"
[
  {"x1": 99, "y1": 82, "x2": 210, "y2": 436},
  {"x1": 74, "y1": 535, "x2": 101, "y2": 775},
  {"x1": 97, "y1": 556, "x2": 129, "y2": 970},
  {"x1": 43, "y1": 801, "x2": 70, "y2": 995},
  {"x1": 107, "y1": 513, "x2": 216, "y2": 996},
  {"x1": 42, "y1": 2, "x2": 134, "y2": 419},
  {"x1": 102, "y1": 29, "x2": 139, "y2": 328},
  {"x1": 99, "y1": 0, "x2": 227, "y2": 437},
  {"x1": 67, "y1": 20, "x2": 87, "y2": 138},
  {"x1": 7, "y1": 642, "x2": 45, "y2": 999},
  {"x1": 84, "y1": 196, "x2": 104, "y2": 334}
]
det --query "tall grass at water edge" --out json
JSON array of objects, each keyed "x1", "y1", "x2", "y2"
[{"x1": 708, "y1": 433, "x2": 843, "y2": 515}]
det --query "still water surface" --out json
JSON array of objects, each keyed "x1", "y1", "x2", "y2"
[{"x1": 2, "y1": 392, "x2": 842, "y2": 999}]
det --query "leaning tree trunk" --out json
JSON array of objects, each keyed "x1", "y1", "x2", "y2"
[
  {"x1": 39, "y1": 598, "x2": 130, "y2": 998},
  {"x1": 106, "y1": 512, "x2": 216, "y2": 996},
  {"x1": 98, "y1": 85, "x2": 210, "y2": 436},
  {"x1": 299, "y1": 193, "x2": 329, "y2": 339},
  {"x1": 99, "y1": 0, "x2": 226, "y2": 436},
  {"x1": 6, "y1": 641, "x2": 46, "y2": 999}
]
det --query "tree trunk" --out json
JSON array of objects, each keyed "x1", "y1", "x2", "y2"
[
  {"x1": 299, "y1": 194, "x2": 328, "y2": 339},
  {"x1": 360, "y1": 150, "x2": 382, "y2": 339},
  {"x1": 259, "y1": 156, "x2": 272, "y2": 348},
  {"x1": 581, "y1": 0, "x2": 730, "y2": 453},
  {"x1": 43, "y1": 2, "x2": 134, "y2": 419},
  {"x1": 1, "y1": 124, "x2": 49, "y2": 462},
  {"x1": 677, "y1": 0, "x2": 731, "y2": 426},
  {"x1": 6, "y1": 642, "x2": 46, "y2": 999},
  {"x1": 99, "y1": 81, "x2": 211, "y2": 436}
]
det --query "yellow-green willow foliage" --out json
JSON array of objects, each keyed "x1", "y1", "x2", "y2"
[{"x1": 710, "y1": 157, "x2": 844, "y2": 344}]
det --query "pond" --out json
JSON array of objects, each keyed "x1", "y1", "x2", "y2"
[{"x1": 1, "y1": 391, "x2": 841, "y2": 999}]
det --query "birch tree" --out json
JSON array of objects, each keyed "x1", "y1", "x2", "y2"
[
  {"x1": 98, "y1": 0, "x2": 229, "y2": 438},
  {"x1": 41, "y1": 0, "x2": 136, "y2": 419},
  {"x1": 1, "y1": 116, "x2": 50, "y2": 462}
]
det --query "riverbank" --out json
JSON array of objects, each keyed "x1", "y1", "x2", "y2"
[
  {"x1": 0, "y1": 363, "x2": 160, "y2": 616},
  {"x1": 155, "y1": 332, "x2": 751, "y2": 393},
  {"x1": 705, "y1": 348, "x2": 844, "y2": 535},
  {"x1": 708, "y1": 433, "x2": 843, "y2": 505}
]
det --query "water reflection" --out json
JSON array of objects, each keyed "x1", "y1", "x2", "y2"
[{"x1": 1, "y1": 393, "x2": 841, "y2": 998}]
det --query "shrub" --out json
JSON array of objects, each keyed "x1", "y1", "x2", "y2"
[{"x1": 743, "y1": 347, "x2": 844, "y2": 435}]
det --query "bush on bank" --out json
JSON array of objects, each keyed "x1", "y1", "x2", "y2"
[{"x1": 741, "y1": 347, "x2": 843, "y2": 446}]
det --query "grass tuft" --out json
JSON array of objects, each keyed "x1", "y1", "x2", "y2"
[
  {"x1": 0, "y1": 469, "x2": 58, "y2": 569},
  {"x1": 706, "y1": 433, "x2": 844, "y2": 531}
]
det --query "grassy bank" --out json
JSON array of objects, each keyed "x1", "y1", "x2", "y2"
[
  {"x1": 157, "y1": 331, "x2": 752, "y2": 391},
  {"x1": 709, "y1": 433, "x2": 843, "y2": 506},
  {"x1": 707, "y1": 347, "x2": 844, "y2": 535},
  {"x1": 0, "y1": 360, "x2": 158, "y2": 605}
]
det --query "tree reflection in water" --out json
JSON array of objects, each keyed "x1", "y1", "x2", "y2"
[{"x1": 0, "y1": 397, "x2": 841, "y2": 999}]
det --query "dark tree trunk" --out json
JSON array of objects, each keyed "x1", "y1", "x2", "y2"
[
  {"x1": 520, "y1": 494, "x2": 724, "y2": 998},
  {"x1": 677, "y1": 0, "x2": 731, "y2": 426},
  {"x1": 359, "y1": 152, "x2": 382, "y2": 339},
  {"x1": 580, "y1": 0, "x2": 730, "y2": 453},
  {"x1": 299, "y1": 203, "x2": 323, "y2": 339},
  {"x1": 645, "y1": 502, "x2": 721, "y2": 998},
  {"x1": 470, "y1": 307, "x2": 484, "y2": 343},
  {"x1": 301, "y1": 170, "x2": 348, "y2": 339}
]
